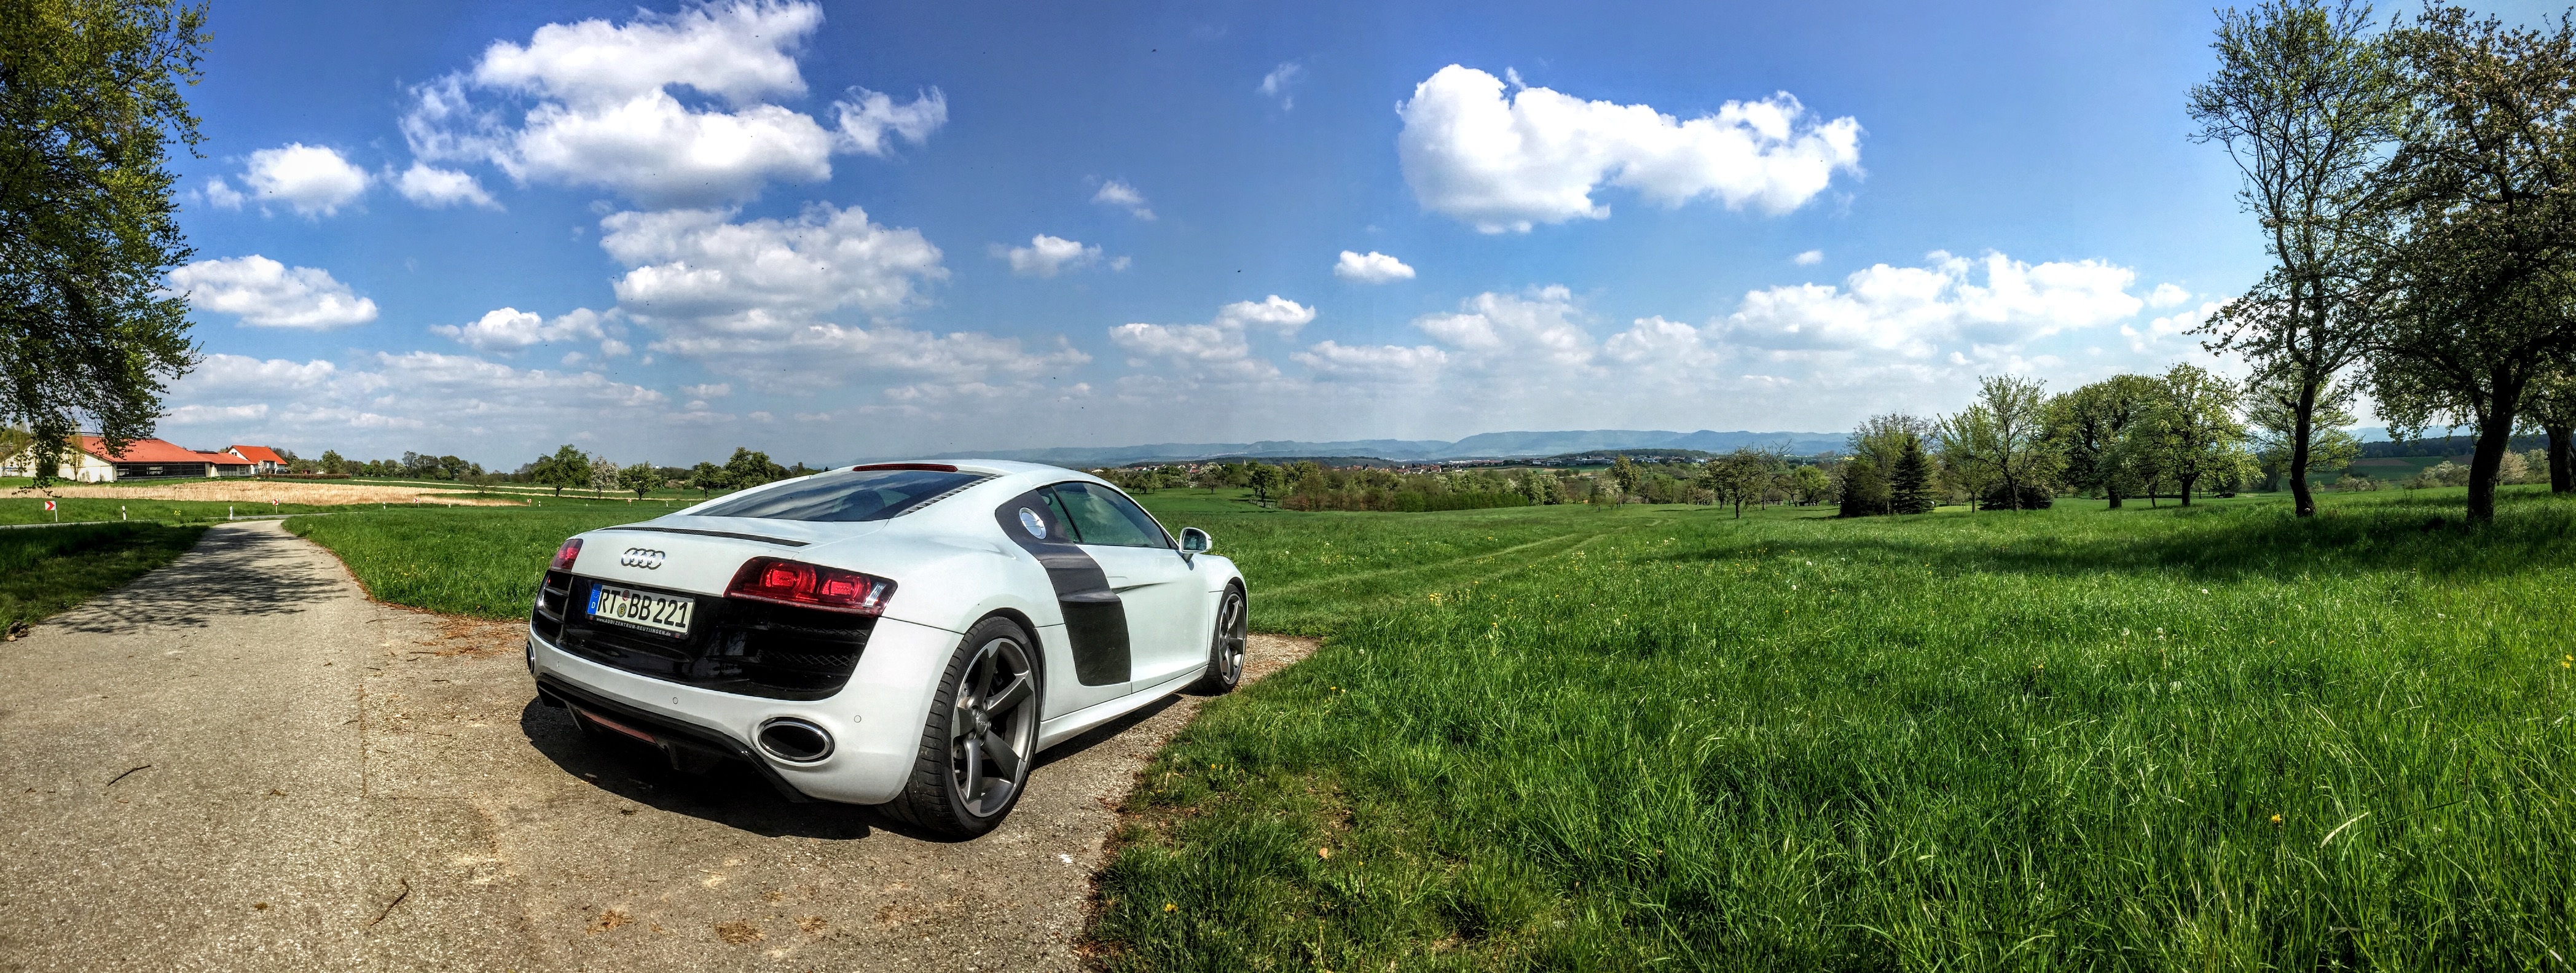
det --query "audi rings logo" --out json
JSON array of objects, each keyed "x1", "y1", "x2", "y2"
[{"x1": 619, "y1": 548, "x2": 667, "y2": 569}]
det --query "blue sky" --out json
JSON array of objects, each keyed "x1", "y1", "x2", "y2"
[{"x1": 156, "y1": 1, "x2": 2552, "y2": 467}]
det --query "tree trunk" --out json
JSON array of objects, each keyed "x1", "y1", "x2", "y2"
[
  {"x1": 2179, "y1": 474, "x2": 2196, "y2": 507},
  {"x1": 2106, "y1": 486, "x2": 2122, "y2": 509},
  {"x1": 2465, "y1": 378, "x2": 2523, "y2": 525},
  {"x1": 2289, "y1": 379, "x2": 2319, "y2": 517},
  {"x1": 2549, "y1": 424, "x2": 2573, "y2": 493}
]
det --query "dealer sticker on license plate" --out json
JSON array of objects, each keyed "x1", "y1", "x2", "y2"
[{"x1": 588, "y1": 582, "x2": 693, "y2": 637}]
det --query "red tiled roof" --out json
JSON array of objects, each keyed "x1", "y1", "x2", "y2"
[
  {"x1": 228, "y1": 445, "x2": 285, "y2": 464},
  {"x1": 76, "y1": 436, "x2": 220, "y2": 464}
]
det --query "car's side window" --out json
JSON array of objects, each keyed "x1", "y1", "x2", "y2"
[
  {"x1": 1039, "y1": 489, "x2": 1081, "y2": 542},
  {"x1": 1048, "y1": 482, "x2": 1169, "y2": 549}
]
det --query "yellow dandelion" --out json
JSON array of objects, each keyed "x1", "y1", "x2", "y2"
[
  {"x1": 1163, "y1": 902, "x2": 1177, "y2": 912},
  {"x1": 1318, "y1": 847, "x2": 1332, "y2": 859},
  {"x1": 2270, "y1": 814, "x2": 2283, "y2": 824}
]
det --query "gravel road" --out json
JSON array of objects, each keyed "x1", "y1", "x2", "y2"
[{"x1": 0, "y1": 520, "x2": 1311, "y2": 971}]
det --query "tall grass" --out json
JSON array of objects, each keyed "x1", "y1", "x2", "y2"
[
  {"x1": 0, "y1": 523, "x2": 205, "y2": 630},
  {"x1": 1095, "y1": 488, "x2": 2576, "y2": 969}
]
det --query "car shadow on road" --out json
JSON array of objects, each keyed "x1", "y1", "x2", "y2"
[
  {"x1": 49, "y1": 523, "x2": 344, "y2": 634},
  {"x1": 516, "y1": 691, "x2": 1193, "y2": 842}
]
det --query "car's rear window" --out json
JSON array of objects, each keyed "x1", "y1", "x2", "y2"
[{"x1": 693, "y1": 469, "x2": 989, "y2": 522}]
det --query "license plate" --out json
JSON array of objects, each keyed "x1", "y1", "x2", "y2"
[{"x1": 587, "y1": 583, "x2": 694, "y2": 637}]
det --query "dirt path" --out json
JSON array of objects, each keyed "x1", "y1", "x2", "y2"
[{"x1": 0, "y1": 520, "x2": 1313, "y2": 971}]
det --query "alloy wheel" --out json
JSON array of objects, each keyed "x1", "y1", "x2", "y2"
[{"x1": 949, "y1": 635, "x2": 1036, "y2": 817}]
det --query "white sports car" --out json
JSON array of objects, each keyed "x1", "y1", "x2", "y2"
[{"x1": 524, "y1": 460, "x2": 1248, "y2": 838}]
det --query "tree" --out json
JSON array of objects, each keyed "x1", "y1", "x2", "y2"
[
  {"x1": 2, "y1": 0, "x2": 208, "y2": 486},
  {"x1": 529, "y1": 444, "x2": 587, "y2": 496},
  {"x1": 2524, "y1": 367, "x2": 2576, "y2": 492},
  {"x1": 1890, "y1": 437, "x2": 1935, "y2": 514},
  {"x1": 1936, "y1": 375, "x2": 2062, "y2": 511},
  {"x1": 1838, "y1": 414, "x2": 1929, "y2": 517},
  {"x1": 618, "y1": 460, "x2": 657, "y2": 499},
  {"x1": 1608, "y1": 455, "x2": 1642, "y2": 504},
  {"x1": 687, "y1": 461, "x2": 726, "y2": 498},
  {"x1": 318, "y1": 449, "x2": 345, "y2": 475},
  {"x1": 2191, "y1": 0, "x2": 2400, "y2": 518},
  {"x1": 587, "y1": 456, "x2": 619, "y2": 498},
  {"x1": 2143, "y1": 364, "x2": 2254, "y2": 506},
  {"x1": 2048, "y1": 374, "x2": 2162, "y2": 507},
  {"x1": 1785, "y1": 464, "x2": 1834, "y2": 506},
  {"x1": 721, "y1": 447, "x2": 780, "y2": 489},
  {"x1": 2363, "y1": 6, "x2": 2576, "y2": 523},
  {"x1": 1244, "y1": 463, "x2": 1282, "y2": 506},
  {"x1": 2249, "y1": 375, "x2": 2360, "y2": 491},
  {"x1": 1703, "y1": 448, "x2": 1780, "y2": 518}
]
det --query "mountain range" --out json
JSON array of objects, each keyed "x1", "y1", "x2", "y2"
[{"x1": 916, "y1": 429, "x2": 1848, "y2": 467}]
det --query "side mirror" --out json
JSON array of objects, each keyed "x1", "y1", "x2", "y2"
[{"x1": 1178, "y1": 527, "x2": 1213, "y2": 560}]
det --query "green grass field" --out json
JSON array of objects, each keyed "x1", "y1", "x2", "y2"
[
  {"x1": 0, "y1": 523, "x2": 207, "y2": 631},
  {"x1": 0, "y1": 495, "x2": 364, "y2": 526},
  {"x1": 1095, "y1": 487, "x2": 2576, "y2": 970},
  {"x1": 286, "y1": 507, "x2": 656, "y2": 616},
  {"x1": 280, "y1": 485, "x2": 2576, "y2": 967}
]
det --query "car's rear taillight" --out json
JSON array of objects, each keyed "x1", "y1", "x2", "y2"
[
  {"x1": 551, "y1": 538, "x2": 583, "y2": 571},
  {"x1": 725, "y1": 557, "x2": 895, "y2": 615}
]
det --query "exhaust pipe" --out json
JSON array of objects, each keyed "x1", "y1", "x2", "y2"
[{"x1": 756, "y1": 717, "x2": 834, "y2": 764}]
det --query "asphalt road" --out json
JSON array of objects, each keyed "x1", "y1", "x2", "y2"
[{"x1": 0, "y1": 519, "x2": 1311, "y2": 971}]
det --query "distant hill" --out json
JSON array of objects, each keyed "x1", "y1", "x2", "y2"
[{"x1": 911, "y1": 429, "x2": 1845, "y2": 467}]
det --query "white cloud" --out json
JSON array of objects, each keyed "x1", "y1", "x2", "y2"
[
  {"x1": 1216, "y1": 295, "x2": 1317, "y2": 334},
  {"x1": 2148, "y1": 283, "x2": 2192, "y2": 308},
  {"x1": 1414, "y1": 286, "x2": 1593, "y2": 365},
  {"x1": 994, "y1": 234, "x2": 1102, "y2": 277},
  {"x1": 602, "y1": 203, "x2": 946, "y2": 334},
  {"x1": 1092, "y1": 179, "x2": 1154, "y2": 220},
  {"x1": 402, "y1": 1, "x2": 936, "y2": 207},
  {"x1": 834, "y1": 87, "x2": 948, "y2": 155},
  {"x1": 1718, "y1": 251, "x2": 2144, "y2": 358},
  {"x1": 2123, "y1": 300, "x2": 2221, "y2": 352},
  {"x1": 1395, "y1": 65, "x2": 1861, "y2": 232},
  {"x1": 164, "y1": 256, "x2": 379, "y2": 329},
  {"x1": 1292, "y1": 340, "x2": 1447, "y2": 381},
  {"x1": 1794, "y1": 249, "x2": 1823, "y2": 266},
  {"x1": 431, "y1": 307, "x2": 610, "y2": 351},
  {"x1": 165, "y1": 404, "x2": 272, "y2": 425},
  {"x1": 394, "y1": 163, "x2": 500, "y2": 209},
  {"x1": 206, "y1": 144, "x2": 371, "y2": 217},
  {"x1": 180, "y1": 354, "x2": 340, "y2": 393},
  {"x1": 1259, "y1": 61, "x2": 1304, "y2": 108},
  {"x1": 1333, "y1": 250, "x2": 1416, "y2": 284},
  {"x1": 682, "y1": 383, "x2": 731, "y2": 399},
  {"x1": 594, "y1": 206, "x2": 1088, "y2": 397},
  {"x1": 1109, "y1": 295, "x2": 1316, "y2": 386}
]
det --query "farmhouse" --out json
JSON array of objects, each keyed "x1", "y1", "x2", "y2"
[
  {"x1": 0, "y1": 435, "x2": 275, "y2": 482},
  {"x1": 226, "y1": 444, "x2": 286, "y2": 474}
]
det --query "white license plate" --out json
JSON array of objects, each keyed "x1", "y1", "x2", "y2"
[{"x1": 587, "y1": 583, "x2": 694, "y2": 637}]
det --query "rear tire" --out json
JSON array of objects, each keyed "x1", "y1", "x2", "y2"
[
  {"x1": 878, "y1": 617, "x2": 1043, "y2": 839},
  {"x1": 1187, "y1": 584, "x2": 1247, "y2": 695}
]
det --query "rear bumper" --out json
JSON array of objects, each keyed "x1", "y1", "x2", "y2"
[{"x1": 528, "y1": 614, "x2": 959, "y2": 805}]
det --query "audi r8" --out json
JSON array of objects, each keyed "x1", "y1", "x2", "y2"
[{"x1": 525, "y1": 461, "x2": 1248, "y2": 838}]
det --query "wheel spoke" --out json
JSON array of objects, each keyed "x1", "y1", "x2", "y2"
[
  {"x1": 983, "y1": 673, "x2": 1032, "y2": 715},
  {"x1": 980, "y1": 729, "x2": 1023, "y2": 778},
  {"x1": 950, "y1": 698, "x2": 972, "y2": 738},
  {"x1": 961, "y1": 737, "x2": 984, "y2": 800}
]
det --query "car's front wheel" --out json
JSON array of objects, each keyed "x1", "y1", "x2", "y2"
[
  {"x1": 1188, "y1": 584, "x2": 1247, "y2": 695},
  {"x1": 879, "y1": 617, "x2": 1042, "y2": 838}
]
